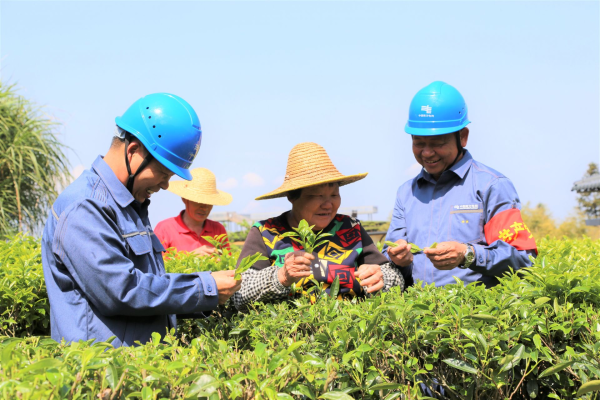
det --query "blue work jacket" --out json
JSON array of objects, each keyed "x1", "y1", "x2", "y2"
[
  {"x1": 41, "y1": 156, "x2": 218, "y2": 347},
  {"x1": 384, "y1": 150, "x2": 536, "y2": 288}
]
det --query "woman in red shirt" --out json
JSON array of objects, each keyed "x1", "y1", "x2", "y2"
[{"x1": 155, "y1": 168, "x2": 232, "y2": 256}]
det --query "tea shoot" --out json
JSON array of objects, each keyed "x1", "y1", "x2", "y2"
[
  {"x1": 234, "y1": 252, "x2": 269, "y2": 280},
  {"x1": 278, "y1": 219, "x2": 332, "y2": 253}
]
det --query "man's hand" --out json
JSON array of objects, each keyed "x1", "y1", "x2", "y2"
[
  {"x1": 192, "y1": 245, "x2": 216, "y2": 257},
  {"x1": 356, "y1": 264, "x2": 384, "y2": 293},
  {"x1": 277, "y1": 251, "x2": 314, "y2": 287},
  {"x1": 387, "y1": 239, "x2": 413, "y2": 267},
  {"x1": 424, "y1": 241, "x2": 467, "y2": 270},
  {"x1": 211, "y1": 270, "x2": 241, "y2": 304}
]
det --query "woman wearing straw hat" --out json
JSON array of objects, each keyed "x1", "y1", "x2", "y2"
[
  {"x1": 155, "y1": 168, "x2": 232, "y2": 255},
  {"x1": 233, "y1": 142, "x2": 404, "y2": 310}
]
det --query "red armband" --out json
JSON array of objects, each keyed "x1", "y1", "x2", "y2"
[{"x1": 484, "y1": 208, "x2": 537, "y2": 253}]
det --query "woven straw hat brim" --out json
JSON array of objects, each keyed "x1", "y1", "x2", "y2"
[
  {"x1": 255, "y1": 172, "x2": 368, "y2": 200},
  {"x1": 168, "y1": 181, "x2": 233, "y2": 206},
  {"x1": 256, "y1": 142, "x2": 368, "y2": 200}
]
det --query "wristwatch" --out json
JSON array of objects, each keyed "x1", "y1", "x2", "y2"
[{"x1": 458, "y1": 244, "x2": 475, "y2": 269}]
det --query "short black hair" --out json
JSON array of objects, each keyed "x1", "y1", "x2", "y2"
[
  {"x1": 110, "y1": 130, "x2": 148, "y2": 156},
  {"x1": 287, "y1": 182, "x2": 340, "y2": 201}
]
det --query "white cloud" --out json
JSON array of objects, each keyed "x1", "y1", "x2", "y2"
[
  {"x1": 242, "y1": 172, "x2": 265, "y2": 187},
  {"x1": 218, "y1": 177, "x2": 238, "y2": 190},
  {"x1": 405, "y1": 163, "x2": 422, "y2": 177}
]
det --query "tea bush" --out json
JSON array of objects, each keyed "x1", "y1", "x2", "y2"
[
  {"x1": 0, "y1": 235, "x2": 48, "y2": 337},
  {"x1": 1, "y1": 236, "x2": 600, "y2": 399}
]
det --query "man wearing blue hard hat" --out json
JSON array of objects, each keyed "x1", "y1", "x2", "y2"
[
  {"x1": 42, "y1": 93, "x2": 241, "y2": 347},
  {"x1": 384, "y1": 82, "x2": 537, "y2": 288}
]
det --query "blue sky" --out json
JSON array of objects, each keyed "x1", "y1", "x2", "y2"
[{"x1": 1, "y1": 1, "x2": 598, "y2": 227}]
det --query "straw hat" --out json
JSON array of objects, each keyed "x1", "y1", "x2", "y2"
[
  {"x1": 168, "y1": 168, "x2": 232, "y2": 206},
  {"x1": 255, "y1": 142, "x2": 368, "y2": 200}
]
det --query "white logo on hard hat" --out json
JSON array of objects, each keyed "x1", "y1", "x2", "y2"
[{"x1": 419, "y1": 105, "x2": 434, "y2": 118}]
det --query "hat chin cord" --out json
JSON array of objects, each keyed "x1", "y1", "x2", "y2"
[
  {"x1": 123, "y1": 136, "x2": 154, "y2": 194},
  {"x1": 445, "y1": 130, "x2": 465, "y2": 172}
]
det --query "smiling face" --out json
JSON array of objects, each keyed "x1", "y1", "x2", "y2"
[
  {"x1": 182, "y1": 199, "x2": 214, "y2": 224},
  {"x1": 129, "y1": 154, "x2": 174, "y2": 203},
  {"x1": 287, "y1": 183, "x2": 341, "y2": 231},
  {"x1": 412, "y1": 128, "x2": 469, "y2": 180}
]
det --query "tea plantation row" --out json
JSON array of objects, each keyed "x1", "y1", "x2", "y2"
[{"x1": 1, "y1": 235, "x2": 600, "y2": 399}]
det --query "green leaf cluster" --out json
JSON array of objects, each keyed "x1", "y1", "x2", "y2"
[
  {"x1": 278, "y1": 219, "x2": 332, "y2": 253},
  {"x1": 2, "y1": 236, "x2": 600, "y2": 399},
  {"x1": 200, "y1": 234, "x2": 229, "y2": 255},
  {"x1": 234, "y1": 253, "x2": 269, "y2": 280}
]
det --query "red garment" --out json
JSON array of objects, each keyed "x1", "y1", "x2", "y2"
[{"x1": 154, "y1": 210, "x2": 229, "y2": 252}]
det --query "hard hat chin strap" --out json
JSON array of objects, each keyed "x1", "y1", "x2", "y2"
[
  {"x1": 123, "y1": 135, "x2": 154, "y2": 194},
  {"x1": 446, "y1": 130, "x2": 465, "y2": 171}
]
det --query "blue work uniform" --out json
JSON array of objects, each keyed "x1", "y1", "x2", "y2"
[
  {"x1": 41, "y1": 156, "x2": 218, "y2": 347},
  {"x1": 384, "y1": 150, "x2": 536, "y2": 288}
]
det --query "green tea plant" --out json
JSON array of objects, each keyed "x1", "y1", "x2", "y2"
[
  {"x1": 278, "y1": 219, "x2": 332, "y2": 253},
  {"x1": 201, "y1": 234, "x2": 229, "y2": 255},
  {"x1": 234, "y1": 252, "x2": 269, "y2": 280},
  {"x1": 2, "y1": 236, "x2": 600, "y2": 399},
  {"x1": 0, "y1": 235, "x2": 48, "y2": 337}
]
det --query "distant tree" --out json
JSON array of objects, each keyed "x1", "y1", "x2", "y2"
[
  {"x1": 0, "y1": 83, "x2": 70, "y2": 238},
  {"x1": 521, "y1": 202, "x2": 600, "y2": 240},
  {"x1": 576, "y1": 162, "x2": 600, "y2": 218},
  {"x1": 521, "y1": 202, "x2": 558, "y2": 239}
]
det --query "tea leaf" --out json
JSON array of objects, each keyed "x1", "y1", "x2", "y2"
[
  {"x1": 409, "y1": 243, "x2": 423, "y2": 253},
  {"x1": 369, "y1": 382, "x2": 404, "y2": 390},
  {"x1": 319, "y1": 392, "x2": 354, "y2": 400},
  {"x1": 235, "y1": 252, "x2": 269, "y2": 280},
  {"x1": 330, "y1": 276, "x2": 340, "y2": 298},
  {"x1": 538, "y1": 360, "x2": 575, "y2": 378},
  {"x1": 576, "y1": 380, "x2": 600, "y2": 397},
  {"x1": 442, "y1": 358, "x2": 478, "y2": 374}
]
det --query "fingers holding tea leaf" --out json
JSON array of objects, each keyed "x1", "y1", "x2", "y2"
[
  {"x1": 192, "y1": 245, "x2": 216, "y2": 257},
  {"x1": 408, "y1": 243, "x2": 423, "y2": 253},
  {"x1": 387, "y1": 240, "x2": 413, "y2": 267},
  {"x1": 424, "y1": 241, "x2": 467, "y2": 270},
  {"x1": 278, "y1": 250, "x2": 313, "y2": 287},
  {"x1": 212, "y1": 270, "x2": 241, "y2": 304}
]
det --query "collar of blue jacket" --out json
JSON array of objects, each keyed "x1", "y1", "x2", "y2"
[{"x1": 416, "y1": 149, "x2": 474, "y2": 185}]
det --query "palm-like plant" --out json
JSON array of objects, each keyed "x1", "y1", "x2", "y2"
[{"x1": 0, "y1": 83, "x2": 70, "y2": 238}]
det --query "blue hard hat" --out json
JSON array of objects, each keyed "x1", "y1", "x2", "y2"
[
  {"x1": 115, "y1": 93, "x2": 202, "y2": 180},
  {"x1": 405, "y1": 81, "x2": 471, "y2": 136}
]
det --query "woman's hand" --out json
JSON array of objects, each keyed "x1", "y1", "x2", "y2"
[
  {"x1": 387, "y1": 239, "x2": 413, "y2": 267},
  {"x1": 277, "y1": 251, "x2": 314, "y2": 287},
  {"x1": 192, "y1": 245, "x2": 216, "y2": 257},
  {"x1": 356, "y1": 264, "x2": 384, "y2": 293}
]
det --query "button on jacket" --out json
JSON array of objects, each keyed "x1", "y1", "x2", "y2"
[
  {"x1": 384, "y1": 150, "x2": 536, "y2": 288},
  {"x1": 41, "y1": 156, "x2": 218, "y2": 347}
]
